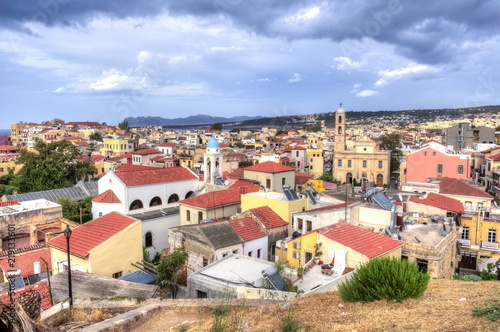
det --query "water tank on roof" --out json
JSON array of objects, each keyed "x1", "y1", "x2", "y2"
[{"x1": 292, "y1": 231, "x2": 301, "y2": 239}]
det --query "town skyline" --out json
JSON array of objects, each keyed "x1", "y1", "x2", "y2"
[{"x1": 1, "y1": 1, "x2": 499, "y2": 129}]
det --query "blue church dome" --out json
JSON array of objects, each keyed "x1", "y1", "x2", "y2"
[{"x1": 207, "y1": 136, "x2": 220, "y2": 148}]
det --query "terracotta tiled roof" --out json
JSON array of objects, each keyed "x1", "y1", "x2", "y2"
[
  {"x1": 291, "y1": 146, "x2": 306, "y2": 150},
  {"x1": 0, "y1": 145, "x2": 17, "y2": 151},
  {"x1": 180, "y1": 181, "x2": 260, "y2": 208},
  {"x1": 439, "y1": 177, "x2": 493, "y2": 199},
  {"x1": 132, "y1": 149, "x2": 161, "y2": 155},
  {"x1": 319, "y1": 222, "x2": 402, "y2": 258},
  {"x1": 0, "y1": 247, "x2": 51, "y2": 278},
  {"x1": 158, "y1": 142, "x2": 176, "y2": 147},
  {"x1": 294, "y1": 202, "x2": 355, "y2": 214},
  {"x1": 92, "y1": 189, "x2": 122, "y2": 203},
  {"x1": 91, "y1": 155, "x2": 106, "y2": 162},
  {"x1": 115, "y1": 166, "x2": 198, "y2": 186},
  {"x1": 0, "y1": 280, "x2": 52, "y2": 310},
  {"x1": 422, "y1": 140, "x2": 446, "y2": 146},
  {"x1": 226, "y1": 168, "x2": 245, "y2": 179},
  {"x1": 65, "y1": 121, "x2": 102, "y2": 126},
  {"x1": 0, "y1": 200, "x2": 20, "y2": 207},
  {"x1": 409, "y1": 193, "x2": 464, "y2": 213},
  {"x1": 115, "y1": 164, "x2": 154, "y2": 172},
  {"x1": 247, "y1": 206, "x2": 288, "y2": 229},
  {"x1": 489, "y1": 154, "x2": 500, "y2": 161},
  {"x1": 244, "y1": 161, "x2": 295, "y2": 173},
  {"x1": 229, "y1": 218, "x2": 267, "y2": 241},
  {"x1": 480, "y1": 146, "x2": 500, "y2": 153},
  {"x1": 295, "y1": 171, "x2": 315, "y2": 185},
  {"x1": 48, "y1": 212, "x2": 139, "y2": 258}
]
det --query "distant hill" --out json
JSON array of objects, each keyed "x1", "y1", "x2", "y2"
[{"x1": 125, "y1": 114, "x2": 264, "y2": 127}]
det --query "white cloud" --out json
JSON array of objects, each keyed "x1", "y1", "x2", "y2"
[
  {"x1": 331, "y1": 57, "x2": 365, "y2": 71},
  {"x1": 256, "y1": 78, "x2": 272, "y2": 82},
  {"x1": 283, "y1": 7, "x2": 321, "y2": 23},
  {"x1": 288, "y1": 73, "x2": 303, "y2": 83},
  {"x1": 375, "y1": 63, "x2": 439, "y2": 86},
  {"x1": 353, "y1": 83, "x2": 362, "y2": 89},
  {"x1": 210, "y1": 46, "x2": 247, "y2": 52},
  {"x1": 356, "y1": 90, "x2": 380, "y2": 97}
]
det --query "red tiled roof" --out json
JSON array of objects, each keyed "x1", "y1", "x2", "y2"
[
  {"x1": 115, "y1": 164, "x2": 154, "y2": 172},
  {"x1": 244, "y1": 161, "x2": 295, "y2": 173},
  {"x1": 480, "y1": 146, "x2": 500, "y2": 153},
  {"x1": 0, "y1": 280, "x2": 52, "y2": 310},
  {"x1": 91, "y1": 155, "x2": 106, "y2": 162},
  {"x1": 132, "y1": 148, "x2": 161, "y2": 155},
  {"x1": 0, "y1": 200, "x2": 20, "y2": 207},
  {"x1": 115, "y1": 166, "x2": 198, "y2": 186},
  {"x1": 295, "y1": 202, "x2": 355, "y2": 214},
  {"x1": 247, "y1": 206, "x2": 288, "y2": 229},
  {"x1": 489, "y1": 154, "x2": 500, "y2": 161},
  {"x1": 0, "y1": 145, "x2": 17, "y2": 151},
  {"x1": 319, "y1": 222, "x2": 402, "y2": 258},
  {"x1": 226, "y1": 168, "x2": 245, "y2": 179},
  {"x1": 439, "y1": 177, "x2": 493, "y2": 199},
  {"x1": 291, "y1": 146, "x2": 306, "y2": 150},
  {"x1": 422, "y1": 140, "x2": 446, "y2": 146},
  {"x1": 158, "y1": 143, "x2": 176, "y2": 147},
  {"x1": 48, "y1": 212, "x2": 139, "y2": 258},
  {"x1": 229, "y1": 218, "x2": 267, "y2": 241},
  {"x1": 409, "y1": 193, "x2": 464, "y2": 213},
  {"x1": 180, "y1": 182, "x2": 260, "y2": 208},
  {"x1": 295, "y1": 171, "x2": 315, "y2": 185},
  {"x1": 73, "y1": 141, "x2": 87, "y2": 146},
  {"x1": 0, "y1": 247, "x2": 51, "y2": 278},
  {"x1": 92, "y1": 190, "x2": 122, "y2": 203}
]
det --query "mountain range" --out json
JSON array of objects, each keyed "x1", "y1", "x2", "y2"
[{"x1": 125, "y1": 114, "x2": 263, "y2": 127}]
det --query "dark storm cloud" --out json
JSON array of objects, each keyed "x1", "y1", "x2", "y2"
[{"x1": 2, "y1": 0, "x2": 499, "y2": 64}]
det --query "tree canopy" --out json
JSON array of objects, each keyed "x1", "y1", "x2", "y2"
[
  {"x1": 118, "y1": 119, "x2": 129, "y2": 130},
  {"x1": 210, "y1": 123, "x2": 223, "y2": 131},
  {"x1": 57, "y1": 197, "x2": 93, "y2": 224},
  {"x1": 89, "y1": 132, "x2": 103, "y2": 141},
  {"x1": 377, "y1": 133, "x2": 403, "y2": 173},
  {"x1": 12, "y1": 140, "x2": 97, "y2": 193},
  {"x1": 155, "y1": 248, "x2": 188, "y2": 298}
]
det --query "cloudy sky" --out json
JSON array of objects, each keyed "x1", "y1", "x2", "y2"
[{"x1": 1, "y1": 0, "x2": 499, "y2": 128}]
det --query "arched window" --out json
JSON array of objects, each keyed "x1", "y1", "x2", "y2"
[
  {"x1": 168, "y1": 194, "x2": 179, "y2": 203},
  {"x1": 338, "y1": 126, "x2": 342, "y2": 135},
  {"x1": 437, "y1": 164, "x2": 444, "y2": 174},
  {"x1": 361, "y1": 173, "x2": 367, "y2": 181},
  {"x1": 129, "y1": 199, "x2": 144, "y2": 210},
  {"x1": 149, "y1": 196, "x2": 162, "y2": 207},
  {"x1": 145, "y1": 232, "x2": 153, "y2": 247},
  {"x1": 338, "y1": 115, "x2": 342, "y2": 124},
  {"x1": 185, "y1": 191, "x2": 195, "y2": 199}
]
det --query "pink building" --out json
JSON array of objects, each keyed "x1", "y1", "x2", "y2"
[{"x1": 405, "y1": 141, "x2": 470, "y2": 183}]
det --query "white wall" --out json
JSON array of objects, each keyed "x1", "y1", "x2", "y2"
[
  {"x1": 243, "y1": 236, "x2": 269, "y2": 261},
  {"x1": 139, "y1": 213, "x2": 180, "y2": 257},
  {"x1": 214, "y1": 244, "x2": 244, "y2": 261}
]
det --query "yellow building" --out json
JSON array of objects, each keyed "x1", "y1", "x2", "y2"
[
  {"x1": 307, "y1": 148, "x2": 324, "y2": 177},
  {"x1": 282, "y1": 222, "x2": 402, "y2": 269},
  {"x1": 243, "y1": 161, "x2": 295, "y2": 193},
  {"x1": 332, "y1": 105, "x2": 391, "y2": 186},
  {"x1": 241, "y1": 191, "x2": 309, "y2": 234},
  {"x1": 460, "y1": 215, "x2": 500, "y2": 262},
  {"x1": 438, "y1": 177, "x2": 494, "y2": 215},
  {"x1": 101, "y1": 138, "x2": 134, "y2": 156},
  {"x1": 48, "y1": 211, "x2": 142, "y2": 279}
]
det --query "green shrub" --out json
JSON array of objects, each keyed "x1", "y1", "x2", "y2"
[
  {"x1": 337, "y1": 258, "x2": 430, "y2": 303},
  {"x1": 459, "y1": 274, "x2": 482, "y2": 282},
  {"x1": 473, "y1": 300, "x2": 500, "y2": 321},
  {"x1": 280, "y1": 313, "x2": 299, "y2": 332},
  {"x1": 480, "y1": 263, "x2": 498, "y2": 281}
]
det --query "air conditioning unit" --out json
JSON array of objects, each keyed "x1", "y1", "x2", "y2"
[
  {"x1": 292, "y1": 242, "x2": 300, "y2": 249},
  {"x1": 292, "y1": 251, "x2": 300, "y2": 259},
  {"x1": 481, "y1": 242, "x2": 499, "y2": 250},
  {"x1": 458, "y1": 239, "x2": 471, "y2": 247}
]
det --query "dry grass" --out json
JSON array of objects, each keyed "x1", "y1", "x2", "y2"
[
  {"x1": 71, "y1": 308, "x2": 105, "y2": 322},
  {"x1": 189, "y1": 279, "x2": 500, "y2": 332}
]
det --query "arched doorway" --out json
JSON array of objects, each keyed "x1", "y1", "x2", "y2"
[
  {"x1": 377, "y1": 174, "x2": 383, "y2": 187},
  {"x1": 346, "y1": 172, "x2": 352, "y2": 184}
]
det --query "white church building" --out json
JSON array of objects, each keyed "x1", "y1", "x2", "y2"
[{"x1": 92, "y1": 164, "x2": 201, "y2": 257}]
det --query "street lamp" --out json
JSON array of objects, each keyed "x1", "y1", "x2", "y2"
[
  {"x1": 63, "y1": 225, "x2": 73, "y2": 307},
  {"x1": 495, "y1": 259, "x2": 500, "y2": 281}
]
